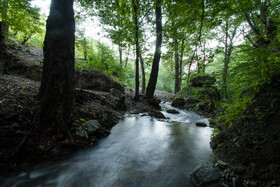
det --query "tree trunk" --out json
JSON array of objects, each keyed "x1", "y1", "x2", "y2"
[
  {"x1": 197, "y1": 0, "x2": 205, "y2": 74},
  {"x1": 2, "y1": 0, "x2": 9, "y2": 37},
  {"x1": 119, "y1": 46, "x2": 122, "y2": 64},
  {"x1": 222, "y1": 19, "x2": 229, "y2": 102},
  {"x1": 174, "y1": 39, "x2": 180, "y2": 93},
  {"x1": 139, "y1": 53, "x2": 146, "y2": 94},
  {"x1": 21, "y1": 35, "x2": 32, "y2": 45},
  {"x1": 132, "y1": 0, "x2": 140, "y2": 100},
  {"x1": 83, "y1": 37, "x2": 87, "y2": 60},
  {"x1": 0, "y1": 21, "x2": 4, "y2": 43},
  {"x1": 145, "y1": 0, "x2": 162, "y2": 98},
  {"x1": 38, "y1": 0, "x2": 75, "y2": 137},
  {"x1": 125, "y1": 45, "x2": 130, "y2": 69},
  {"x1": 179, "y1": 39, "x2": 185, "y2": 90}
]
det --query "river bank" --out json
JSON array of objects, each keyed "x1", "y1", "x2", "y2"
[{"x1": 1, "y1": 103, "x2": 213, "y2": 186}]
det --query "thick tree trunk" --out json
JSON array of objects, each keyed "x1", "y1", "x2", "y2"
[
  {"x1": 145, "y1": 0, "x2": 162, "y2": 98},
  {"x1": 38, "y1": 0, "x2": 75, "y2": 137},
  {"x1": 139, "y1": 53, "x2": 146, "y2": 94},
  {"x1": 132, "y1": 0, "x2": 140, "y2": 100}
]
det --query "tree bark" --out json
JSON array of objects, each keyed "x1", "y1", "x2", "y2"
[
  {"x1": 132, "y1": 0, "x2": 140, "y2": 100},
  {"x1": 174, "y1": 39, "x2": 180, "y2": 93},
  {"x1": 197, "y1": 0, "x2": 205, "y2": 74},
  {"x1": 139, "y1": 53, "x2": 146, "y2": 94},
  {"x1": 179, "y1": 39, "x2": 185, "y2": 90},
  {"x1": 21, "y1": 35, "x2": 32, "y2": 45},
  {"x1": 119, "y1": 45, "x2": 122, "y2": 64},
  {"x1": 2, "y1": 0, "x2": 9, "y2": 37},
  {"x1": 38, "y1": 0, "x2": 75, "y2": 137},
  {"x1": 145, "y1": 0, "x2": 162, "y2": 98},
  {"x1": 222, "y1": 19, "x2": 229, "y2": 102},
  {"x1": 83, "y1": 37, "x2": 87, "y2": 60}
]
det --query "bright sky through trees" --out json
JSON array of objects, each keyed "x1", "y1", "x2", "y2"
[{"x1": 31, "y1": 0, "x2": 112, "y2": 45}]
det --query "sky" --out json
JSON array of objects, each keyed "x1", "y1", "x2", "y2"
[{"x1": 30, "y1": 0, "x2": 113, "y2": 46}]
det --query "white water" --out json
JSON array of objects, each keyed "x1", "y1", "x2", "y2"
[{"x1": 1, "y1": 103, "x2": 213, "y2": 187}]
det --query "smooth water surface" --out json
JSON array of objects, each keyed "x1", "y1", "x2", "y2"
[{"x1": 2, "y1": 103, "x2": 213, "y2": 187}]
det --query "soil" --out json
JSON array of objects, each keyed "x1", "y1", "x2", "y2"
[{"x1": 0, "y1": 40, "x2": 175, "y2": 178}]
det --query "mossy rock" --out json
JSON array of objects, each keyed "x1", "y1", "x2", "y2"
[
  {"x1": 190, "y1": 75, "x2": 216, "y2": 87},
  {"x1": 171, "y1": 97, "x2": 185, "y2": 108}
]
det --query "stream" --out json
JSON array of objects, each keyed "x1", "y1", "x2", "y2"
[{"x1": 1, "y1": 103, "x2": 214, "y2": 187}]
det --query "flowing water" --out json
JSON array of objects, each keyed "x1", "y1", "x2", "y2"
[{"x1": 1, "y1": 103, "x2": 213, "y2": 187}]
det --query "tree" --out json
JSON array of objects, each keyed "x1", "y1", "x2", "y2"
[
  {"x1": 38, "y1": 0, "x2": 75, "y2": 137},
  {"x1": 139, "y1": 52, "x2": 146, "y2": 94},
  {"x1": 0, "y1": 0, "x2": 42, "y2": 40},
  {"x1": 132, "y1": 0, "x2": 140, "y2": 99},
  {"x1": 146, "y1": 0, "x2": 162, "y2": 98},
  {"x1": 220, "y1": 18, "x2": 239, "y2": 101}
]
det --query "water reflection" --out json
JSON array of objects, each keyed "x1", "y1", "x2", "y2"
[{"x1": 1, "y1": 104, "x2": 213, "y2": 187}]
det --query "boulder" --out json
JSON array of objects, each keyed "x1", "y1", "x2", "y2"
[
  {"x1": 171, "y1": 97, "x2": 185, "y2": 108},
  {"x1": 190, "y1": 162, "x2": 221, "y2": 187},
  {"x1": 148, "y1": 110, "x2": 165, "y2": 119},
  {"x1": 146, "y1": 97, "x2": 161, "y2": 110},
  {"x1": 185, "y1": 97, "x2": 201, "y2": 109},
  {"x1": 87, "y1": 120, "x2": 101, "y2": 133},
  {"x1": 190, "y1": 75, "x2": 216, "y2": 87},
  {"x1": 180, "y1": 86, "x2": 220, "y2": 114},
  {"x1": 110, "y1": 88, "x2": 124, "y2": 99},
  {"x1": 110, "y1": 88, "x2": 126, "y2": 110},
  {"x1": 166, "y1": 109, "x2": 180, "y2": 114},
  {"x1": 196, "y1": 122, "x2": 207, "y2": 127},
  {"x1": 75, "y1": 70, "x2": 125, "y2": 93}
]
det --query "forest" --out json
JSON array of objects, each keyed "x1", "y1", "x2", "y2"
[{"x1": 0, "y1": 0, "x2": 280, "y2": 186}]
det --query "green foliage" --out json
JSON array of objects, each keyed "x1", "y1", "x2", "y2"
[
  {"x1": 73, "y1": 118, "x2": 89, "y2": 127},
  {"x1": 156, "y1": 64, "x2": 174, "y2": 92},
  {"x1": 75, "y1": 39, "x2": 127, "y2": 81},
  {"x1": 0, "y1": 0, "x2": 44, "y2": 40},
  {"x1": 74, "y1": 118, "x2": 90, "y2": 139}
]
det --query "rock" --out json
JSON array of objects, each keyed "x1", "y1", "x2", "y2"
[
  {"x1": 111, "y1": 88, "x2": 126, "y2": 110},
  {"x1": 110, "y1": 88, "x2": 123, "y2": 98},
  {"x1": 87, "y1": 120, "x2": 101, "y2": 133},
  {"x1": 190, "y1": 75, "x2": 216, "y2": 87},
  {"x1": 10, "y1": 123, "x2": 19, "y2": 128},
  {"x1": 148, "y1": 110, "x2": 165, "y2": 119},
  {"x1": 190, "y1": 162, "x2": 221, "y2": 187},
  {"x1": 233, "y1": 177, "x2": 243, "y2": 187},
  {"x1": 75, "y1": 70, "x2": 125, "y2": 93},
  {"x1": 231, "y1": 166, "x2": 246, "y2": 174},
  {"x1": 145, "y1": 97, "x2": 161, "y2": 110},
  {"x1": 185, "y1": 97, "x2": 201, "y2": 109},
  {"x1": 216, "y1": 160, "x2": 228, "y2": 169},
  {"x1": 115, "y1": 95, "x2": 126, "y2": 110},
  {"x1": 249, "y1": 181, "x2": 257, "y2": 187},
  {"x1": 171, "y1": 97, "x2": 185, "y2": 108},
  {"x1": 166, "y1": 109, "x2": 180, "y2": 114},
  {"x1": 196, "y1": 122, "x2": 207, "y2": 127}
]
